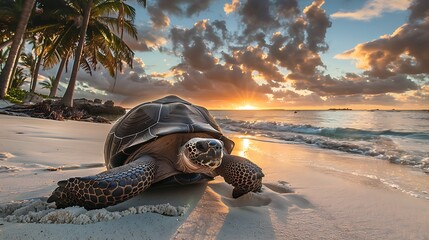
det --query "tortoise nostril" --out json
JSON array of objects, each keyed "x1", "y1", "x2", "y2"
[
  {"x1": 196, "y1": 141, "x2": 209, "y2": 152},
  {"x1": 208, "y1": 140, "x2": 218, "y2": 147}
]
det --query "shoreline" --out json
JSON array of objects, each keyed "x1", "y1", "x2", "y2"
[
  {"x1": 1, "y1": 115, "x2": 428, "y2": 239},
  {"x1": 0, "y1": 99, "x2": 126, "y2": 124}
]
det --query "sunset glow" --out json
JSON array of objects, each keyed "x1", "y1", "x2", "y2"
[
  {"x1": 236, "y1": 105, "x2": 258, "y2": 110},
  {"x1": 30, "y1": 0, "x2": 428, "y2": 110}
]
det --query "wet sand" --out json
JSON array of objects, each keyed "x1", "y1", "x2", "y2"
[{"x1": 0, "y1": 115, "x2": 428, "y2": 239}]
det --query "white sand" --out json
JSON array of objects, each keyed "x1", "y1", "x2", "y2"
[{"x1": 0, "y1": 115, "x2": 428, "y2": 239}]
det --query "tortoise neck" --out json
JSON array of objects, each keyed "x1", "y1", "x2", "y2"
[{"x1": 125, "y1": 133, "x2": 216, "y2": 165}]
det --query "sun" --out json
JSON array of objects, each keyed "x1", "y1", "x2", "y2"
[{"x1": 236, "y1": 105, "x2": 257, "y2": 110}]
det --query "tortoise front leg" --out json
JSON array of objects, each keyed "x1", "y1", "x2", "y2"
[
  {"x1": 47, "y1": 156, "x2": 157, "y2": 210},
  {"x1": 215, "y1": 154, "x2": 264, "y2": 198}
]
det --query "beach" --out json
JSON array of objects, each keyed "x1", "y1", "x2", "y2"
[{"x1": 1, "y1": 114, "x2": 429, "y2": 240}]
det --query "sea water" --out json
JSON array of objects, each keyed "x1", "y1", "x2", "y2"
[
  {"x1": 210, "y1": 110, "x2": 429, "y2": 200},
  {"x1": 210, "y1": 110, "x2": 429, "y2": 173}
]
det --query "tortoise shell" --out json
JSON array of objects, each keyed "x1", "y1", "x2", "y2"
[{"x1": 104, "y1": 95, "x2": 235, "y2": 168}]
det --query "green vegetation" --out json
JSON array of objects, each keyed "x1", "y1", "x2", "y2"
[
  {"x1": 5, "y1": 88, "x2": 27, "y2": 103},
  {"x1": 0, "y1": 0, "x2": 147, "y2": 106}
]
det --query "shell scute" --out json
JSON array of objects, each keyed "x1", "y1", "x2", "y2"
[{"x1": 104, "y1": 95, "x2": 234, "y2": 168}]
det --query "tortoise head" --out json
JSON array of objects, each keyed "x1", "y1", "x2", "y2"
[{"x1": 179, "y1": 138, "x2": 224, "y2": 170}]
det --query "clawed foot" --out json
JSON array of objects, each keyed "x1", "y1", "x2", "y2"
[
  {"x1": 47, "y1": 177, "x2": 111, "y2": 210},
  {"x1": 216, "y1": 154, "x2": 265, "y2": 198},
  {"x1": 232, "y1": 171, "x2": 264, "y2": 198},
  {"x1": 48, "y1": 178, "x2": 83, "y2": 209}
]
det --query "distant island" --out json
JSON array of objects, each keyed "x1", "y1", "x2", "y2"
[{"x1": 328, "y1": 108, "x2": 352, "y2": 111}]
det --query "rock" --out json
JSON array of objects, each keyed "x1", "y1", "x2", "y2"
[
  {"x1": 104, "y1": 100, "x2": 114, "y2": 107},
  {"x1": 73, "y1": 99, "x2": 125, "y2": 121},
  {"x1": 91, "y1": 116, "x2": 110, "y2": 123},
  {"x1": 0, "y1": 99, "x2": 126, "y2": 123},
  {"x1": 73, "y1": 98, "x2": 92, "y2": 106},
  {"x1": 24, "y1": 92, "x2": 44, "y2": 104}
]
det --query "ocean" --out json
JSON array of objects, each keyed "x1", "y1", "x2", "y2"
[{"x1": 211, "y1": 110, "x2": 429, "y2": 173}]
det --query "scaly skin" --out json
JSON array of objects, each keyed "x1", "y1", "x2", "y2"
[
  {"x1": 47, "y1": 140, "x2": 265, "y2": 209},
  {"x1": 215, "y1": 154, "x2": 264, "y2": 198},
  {"x1": 47, "y1": 156, "x2": 157, "y2": 209}
]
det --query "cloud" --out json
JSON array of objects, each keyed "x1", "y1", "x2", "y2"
[
  {"x1": 224, "y1": 0, "x2": 240, "y2": 14},
  {"x1": 235, "y1": 46, "x2": 285, "y2": 84},
  {"x1": 170, "y1": 19, "x2": 227, "y2": 52},
  {"x1": 336, "y1": 3, "x2": 429, "y2": 78},
  {"x1": 153, "y1": 0, "x2": 214, "y2": 17},
  {"x1": 163, "y1": 0, "x2": 332, "y2": 96},
  {"x1": 48, "y1": 0, "x2": 427, "y2": 109},
  {"x1": 170, "y1": 19, "x2": 230, "y2": 71},
  {"x1": 147, "y1": 6, "x2": 170, "y2": 29},
  {"x1": 54, "y1": 57, "x2": 172, "y2": 105},
  {"x1": 240, "y1": 1, "x2": 332, "y2": 80},
  {"x1": 163, "y1": 0, "x2": 421, "y2": 106},
  {"x1": 236, "y1": 0, "x2": 301, "y2": 37},
  {"x1": 268, "y1": 32, "x2": 324, "y2": 77},
  {"x1": 303, "y1": 0, "x2": 331, "y2": 52},
  {"x1": 270, "y1": 90, "x2": 326, "y2": 107},
  {"x1": 240, "y1": 0, "x2": 279, "y2": 35},
  {"x1": 169, "y1": 63, "x2": 271, "y2": 108},
  {"x1": 181, "y1": 37, "x2": 218, "y2": 71},
  {"x1": 325, "y1": 94, "x2": 400, "y2": 107},
  {"x1": 294, "y1": 74, "x2": 419, "y2": 96},
  {"x1": 275, "y1": 0, "x2": 300, "y2": 18},
  {"x1": 408, "y1": 0, "x2": 429, "y2": 21},
  {"x1": 331, "y1": 0, "x2": 411, "y2": 20},
  {"x1": 123, "y1": 24, "x2": 167, "y2": 51}
]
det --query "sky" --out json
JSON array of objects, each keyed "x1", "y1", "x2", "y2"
[{"x1": 37, "y1": 0, "x2": 429, "y2": 110}]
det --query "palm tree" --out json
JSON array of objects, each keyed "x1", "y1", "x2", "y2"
[
  {"x1": 20, "y1": 52, "x2": 36, "y2": 90},
  {"x1": 0, "y1": 0, "x2": 23, "y2": 50},
  {"x1": 61, "y1": 0, "x2": 93, "y2": 107},
  {"x1": 10, "y1": 66, "x2": 28, "y2": 89},
  {"x1": 37, "y1": 2, "x2": 92, "y2": 98},
  {"x1": 60, "y1": 0, "x2": 142, "y2": 107},
  {"x1": 1, "y1": 0, "x2": 146, "y2": 103},
  {"x1": 0, "y1": 0, "x2": 36, "y2": 99},
  {"x1": 48, "y1": 51, "x2": 68, "y2": 98},
  {"x1": 29, "y1": 33, "x2": 52, "y2": 93},
  {"x1": 0, "y1": 0, "x2": 61, "y2": 96},
  {"x1": 39, "y1": 75, "x2": 58, "y2": 92}
]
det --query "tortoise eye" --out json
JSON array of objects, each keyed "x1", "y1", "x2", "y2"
[{"x1": 196, "y1": 141, "x2": 209, "y2": 152}]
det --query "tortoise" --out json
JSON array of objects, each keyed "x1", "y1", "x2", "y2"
[{"x1": 48, "y1": 95, "x2": 264, "y2": 209}]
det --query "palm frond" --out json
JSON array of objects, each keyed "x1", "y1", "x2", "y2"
[
  {"x1": 43, "y1": 24, "x2": 78, "y2": 69},
  {"x1": 98, "y1": 17, "x2": 137, "y2": 39},
  {"x1": 94, "y1": 0, "x2": 136, "y2": 21},
  {"x1": 80, "y1": 57, "x2": 93, "y2": 76}
]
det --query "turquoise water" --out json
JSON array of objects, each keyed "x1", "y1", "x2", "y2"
[{"x1": 210, "y1": 110, "x2": 429, "y2": 173}]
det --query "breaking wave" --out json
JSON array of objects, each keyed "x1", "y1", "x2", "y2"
[{"x1": 216, "y1": 118, "x2": 429, "y2": 172}]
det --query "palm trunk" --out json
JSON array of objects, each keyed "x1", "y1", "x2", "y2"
[
  {"x1": 61, "y1": 0, "x2": 93, "y2": 107},
  {"x1": 0, "y1": 0, "x2": 36, "y2": 99},
  {"x1": 112, "y1": 1, "x2": 125, "y2": 93},
  {"x1": 50, "y1": 52, "x2": 68, "y2": 98},
  {"x1": 30, "y1": 43, "x2": 45, "y2": 92},
  {"x1": 8, "y1": 42, "x2": 25, "y2": 89}
]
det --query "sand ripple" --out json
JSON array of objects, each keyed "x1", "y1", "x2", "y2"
[
  {"x1": 0, "y1": 152, "x2": 14, "y2": 161},
  {"x1": 0, "y1": 166, "x2": 20, "y2": 173},
  {"x1": 0, "y1": 199, "x2": 189, "y2": 225}
]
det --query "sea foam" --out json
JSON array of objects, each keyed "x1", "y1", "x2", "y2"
[
  {"x1": 0, "y1": 199, "x2": 189, "y2": 224},
  {"x1": 216, "y1": 118, "x2": 429, "y2": 172}
]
